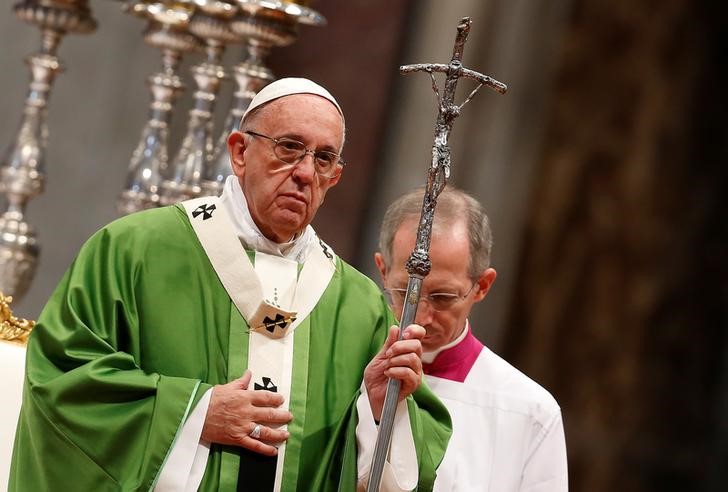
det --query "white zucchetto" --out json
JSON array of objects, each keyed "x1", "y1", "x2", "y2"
[{"x1": 240, "y1": 77, "x2": 344, "y2": 126}]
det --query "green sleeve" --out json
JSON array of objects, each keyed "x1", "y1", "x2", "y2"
[
  {"x1": 343, "y1": 304, "x2": 452, "y2": 491},
  {"x1": 331, "y1": 383, "x2": 451, "y2": 492},
  {"x1": 377, "y1": 306, "x2": 452, "y2": 491},
  {"x1": 408, "y1": 379, "x2": 452, "y2": 491},
  {"x1": 10, "y1": 222, "x2": 206, "y2": 491}
]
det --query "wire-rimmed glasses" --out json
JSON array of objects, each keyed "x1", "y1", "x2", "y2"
[
  {"x1": 383, "y1": 282, "x2": 478, "y2": 311},
  {"x1": 245, "y1": 130, "x2": 346, "y2": 178}
]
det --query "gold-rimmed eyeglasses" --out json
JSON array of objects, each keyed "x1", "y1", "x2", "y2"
[
  {"x1": 245, "y1": 130, "x2": 346, "y2": 178},
  {"x1": 383, "y1": 282, "x2": 478, "y2": 312}
]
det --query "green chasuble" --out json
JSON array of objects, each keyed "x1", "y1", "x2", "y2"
[{"x1": 10, "y1": 205, "x2": 451, "y2": 491}]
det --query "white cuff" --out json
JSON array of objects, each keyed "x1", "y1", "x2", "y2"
[
  {"x1": 154, "y1": 388, "x2": 212, "y2": 492},
  {"x1": 355, "y1": 385, "x2": 418, "y2": 491}
]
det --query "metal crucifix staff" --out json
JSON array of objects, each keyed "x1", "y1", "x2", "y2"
[{"x1": 367, "y1": 17, "x2": 507, "y2": 491}]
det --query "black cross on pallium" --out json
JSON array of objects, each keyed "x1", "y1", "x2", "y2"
[
  {"x1": 192, "y1": 203, "x2": 216, "y2": 220},
  {"x1": 318, "y1": 237, "x2": 333, "y2": 259},
  {"x1": 254, "y1": 377, "x2": 277, "y2": 392},
  {"x1": 262, "y1": 314, "x2": 291, "y2": 333}
]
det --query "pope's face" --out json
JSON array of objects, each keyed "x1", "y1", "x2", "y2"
[
  {"x1": 375, "y1": 218, "x2": 496, "y2": 352},
  {"x1": 228, "y1": 94, "x2": 344, "y2": 242}
]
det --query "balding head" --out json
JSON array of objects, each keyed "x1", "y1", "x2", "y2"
[{"x1": 378, "y1": 186, "x2": 494, "y2": 279}]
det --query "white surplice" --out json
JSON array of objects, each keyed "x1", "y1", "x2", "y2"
[{"x1": 424, "y1": 322, "x2": 568, "y2": 491}]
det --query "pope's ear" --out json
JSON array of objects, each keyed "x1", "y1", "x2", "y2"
[
  {"x1": 473, "y1": 268, "x2": 497, "y2": 302},
  {"x1": 227, "y1": 131, "x2": 246, "y2": 175}
]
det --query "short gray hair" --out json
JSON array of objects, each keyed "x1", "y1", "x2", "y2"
[{"x1": 378, "y1": 186, "x2": 493, "y2": 279}]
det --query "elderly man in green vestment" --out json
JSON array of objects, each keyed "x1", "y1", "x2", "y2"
[{"x1": 9, "y1": 78, "x2": 450, "y2": 491}]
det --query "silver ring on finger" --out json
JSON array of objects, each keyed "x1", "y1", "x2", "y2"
[{"x1": 250, "y1": 423, "x2": 262, "y2": 440}]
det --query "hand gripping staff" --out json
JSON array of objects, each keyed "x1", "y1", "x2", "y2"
[{"x1": 366, "y1": 17, "x2": 507, "y2": 491}]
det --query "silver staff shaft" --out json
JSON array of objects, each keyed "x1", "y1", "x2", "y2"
[
  {"x1": 366, "y1": 275, "x2": 423, "y2": 491},
  {"x1": 367, "y1": 16, "x2": 506, "y2": 491}
]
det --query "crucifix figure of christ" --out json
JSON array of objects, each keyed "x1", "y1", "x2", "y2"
[{"x1": 367, "y1": 16, "x2": 507, "y2": 492}]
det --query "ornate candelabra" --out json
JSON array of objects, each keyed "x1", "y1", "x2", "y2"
[
  {"x1": 199, "y1": 0, "x2": 325, "y2": 197},
  {"x1": 159, "y1": 0, "x2": 238, "y2": 205},
  {"x1": 0, "y1": 0, "x2": 96, "y2": 301},
  {"x1": 117, "y1": 0, "x2": 200, "y2": 215}
]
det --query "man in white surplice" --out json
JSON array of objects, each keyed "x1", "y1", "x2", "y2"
[{"x1": 375, "y1": 186, "x2": 569, "y2": 491}]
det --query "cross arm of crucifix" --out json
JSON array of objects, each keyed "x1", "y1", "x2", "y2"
[{"x1": 400, "y1": 63, "x2": 507, "y2": 94}]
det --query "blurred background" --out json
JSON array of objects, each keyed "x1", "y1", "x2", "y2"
[{"x1": 1, "y1": 0, "x2": 726, "y2": 490}]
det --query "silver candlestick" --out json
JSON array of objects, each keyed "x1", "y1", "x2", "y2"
[
  {"x1": 159, "y1": 0, "x2": 237, "y2": 205},
  {"x1": 200, "y1": 42, "x2": 273, "y2": 196},
  {"x1": 199, "y1": 0, "x2": 325, "y2": 197},
  {"x1": 117, "y1": 1, "x2": 200, "y2": 215},
  {"x1": 0, "y1": 0, "x2": 96, "y2": 301}
]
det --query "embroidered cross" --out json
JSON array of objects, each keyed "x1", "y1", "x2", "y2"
[
  {"x1": 192, "y1": 203, "x2": 216, "y2": 220},
  {"x1": 254, "y1": 377, "x2": 278, "y2": 392},
  {"x1": 261, "y1": 314, "x2": 295, "y2": 333},
  {"x1": 318, "y1": 237, "x2": 333, "y2": 259}
]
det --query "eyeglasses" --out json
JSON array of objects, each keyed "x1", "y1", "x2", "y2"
[
  {"x1": 245, "y1": 130, "x2": 346, "y2": 178},
  {"x1": 383, "y1": 282, "x2": 478, "y2": 312}
]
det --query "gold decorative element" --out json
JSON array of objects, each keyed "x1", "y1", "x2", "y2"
[{"x1": 0, "y1": 291, "x2": 35, "y2": 345}]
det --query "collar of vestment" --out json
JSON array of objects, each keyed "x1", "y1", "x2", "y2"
[
  {"x1": 181, "y1": 194, "x2": 337, "y2": 339},
  {"x1": 422, "y1": 320, "x2": 484, "y2": 382},
  {"x1": 219, "y1": 174, "x2": 315, "y2": 263}
]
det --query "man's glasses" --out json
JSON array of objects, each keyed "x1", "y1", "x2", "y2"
[
  {"x1": 245, "y1": 130, "x2": 346, "y2": 178},
  {"x1": 383, "y1": 282, "x2": 478, "y2": 312}
]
